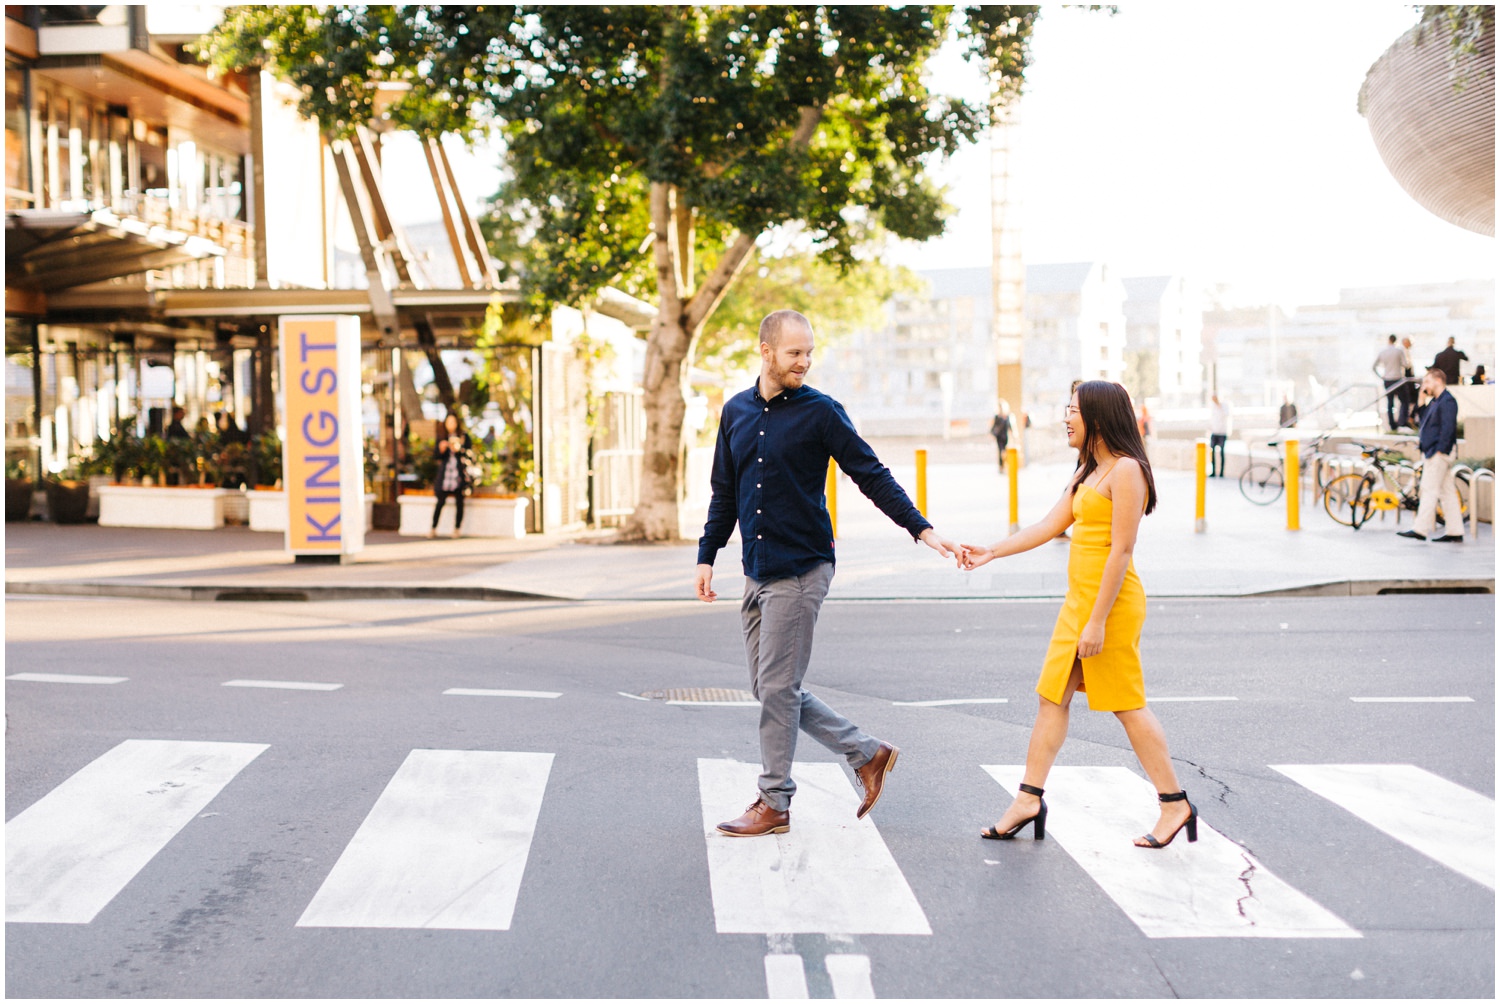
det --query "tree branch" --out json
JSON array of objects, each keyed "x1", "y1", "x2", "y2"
[{"x1": 684, "y1": 230, "x2": 757, "y2": 333}]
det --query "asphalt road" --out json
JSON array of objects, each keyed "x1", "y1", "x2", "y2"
[{"x1": 5, "y1": 593, "x2": 1494, "y2": 998}]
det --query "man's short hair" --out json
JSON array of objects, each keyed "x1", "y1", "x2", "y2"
[
  {"x1": 1426, "y1": 366, "x2": 1448, "y2": 384},
  {"x1": 759, "y1": 310, "x2": 812, "y2": 348},
  {"x1": 1388, "y1": 334, "x2": 1397, "y2": 343}
]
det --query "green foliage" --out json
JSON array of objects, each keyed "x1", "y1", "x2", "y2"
[
  {"x1": 201, "y1": 5, "x2": 1039, "y2": 311},
  {"x1": 697, "y1": 248, "x2": 923, "y2": 377}
]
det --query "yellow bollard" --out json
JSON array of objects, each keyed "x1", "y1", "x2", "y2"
[
  {"x1": 1006, "y1": 446, "x2": 1020, "y2": 534},
  {"x1": 826, "y1": 457, "x2": 838, "y2": 539},
  {"x1": 915, "y1": 448, "x2": 928, "y2": 518},
  {"x1": 1285, "y1": 439, "x2": 1300, "y2": 531},
  {"x1": 1194, "y1": 439, "x2": 1207, "y2": 533}
]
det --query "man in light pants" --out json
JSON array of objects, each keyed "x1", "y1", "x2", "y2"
[
  {"x1": 1400, "y1": 367, "x2": 1464, "y2": 543},
  {"x1": 695, "y1": 309, "x2": 960, "y2": 836}
]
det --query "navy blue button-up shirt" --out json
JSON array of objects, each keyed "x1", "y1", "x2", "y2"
[
  {"x1": 1417, "y1": 389, "x2": 1459, "y2": 458},
  {"x1": 697, "y1": 382, "x2": 932, "y2": 582}
]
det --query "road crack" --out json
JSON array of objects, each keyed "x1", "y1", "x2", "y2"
[{"x1": 1235, "y1": 851, "x2": 1258, "y2": 923}]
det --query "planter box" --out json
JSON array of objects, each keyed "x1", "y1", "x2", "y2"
[
  {"x1": 5, "y1": 479, "x2": 32, "y2": 522},
  {"x1": 247, "y1": 490, "x2": 374, "y2": 535},
  {"x1": 45, "y1": 480, "x2": 91, "y2": 524},
  {"x1": 398, "y1": 493, "x2": 529, "y2": 538},
  {"x1": 97, "y1": 486, "x2": 235, "y2": 530}
]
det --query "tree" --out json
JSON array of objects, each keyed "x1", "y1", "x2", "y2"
[{"x1": 202, "y1": 5, "x2": 1038, "y2": 539}]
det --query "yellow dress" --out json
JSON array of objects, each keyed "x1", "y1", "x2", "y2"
[{"x1": 1036, "y1": 482, "x2": 1147, "y2": 711}]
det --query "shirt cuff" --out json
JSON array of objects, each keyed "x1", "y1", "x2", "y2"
[{"x1": 696, "y1": 543, "x2": 721, "y2": 566}]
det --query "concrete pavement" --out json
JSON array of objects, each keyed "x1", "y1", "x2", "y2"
[{"x1": 5, "y1": 462, "x2": 1493, "y2": 602}]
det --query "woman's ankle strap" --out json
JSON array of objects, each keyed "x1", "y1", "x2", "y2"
[
  {"x1": 1018, "y1": 783, "x2": 1045, "y2": 797},
  {"x1": 1158, "y1": 789, "x2": 1188, "y2": 802}
]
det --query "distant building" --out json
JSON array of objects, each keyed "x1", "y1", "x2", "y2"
[
  {"x1": 1203, "y1": 279, "x2": 1494, "y2": 406},
  {"x1": 1122, "y1": 275, "x2": 1204, "y2": 406},
  {"x1": 815, "y1": 267, "x2": 997, "y2": 438},
  {"x1": 1023, "y1": 262, "x2": 1127, "y2": 415}
]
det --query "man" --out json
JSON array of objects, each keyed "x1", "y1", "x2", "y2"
[
  {"x1": 1433, "y1": 337, "x2": 1469, "y2": 387},
  {"x1": 164, "y1": 406, "x2": 190, "y2": 440},
  {"x1": 1278, "y1": 395, "x2": 1298, "y2": 429},
  {"x1": 1398, "y1": 367, "x2": 1464, "y2": 543},
  {"x1": 696, "y1": 310, "x2": 959, "y2": 837},
  {"x1": 1397, "y1": 337, "x2": 1418, "y2": 427},
  {"x1": 1372, "y1": 334, "x2": 1406, "y2": 432},
  {"x1": 989, "y1": 401, "x2": 1012, "y2": 472},
  {"x1": 1207, "y1": 394, "x2": 1230, "y2": 477}
]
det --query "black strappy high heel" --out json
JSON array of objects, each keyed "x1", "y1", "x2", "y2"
[
  {"x1": 981, "y1": 783, "x2": 1047, "y2": 840},
  {"x1": 1135, "y1": 789, "x2": 1198, "y2": 848}
]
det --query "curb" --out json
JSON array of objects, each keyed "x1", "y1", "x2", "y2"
[{"x1": 6, "y1": 578, "x2": 1493, "y2": 603}]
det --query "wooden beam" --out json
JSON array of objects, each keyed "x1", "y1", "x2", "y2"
[
  {"x1": 436, "y1": 139, "x2": 498, "y2": 287},
  {"x1": 422, "y1": 136, "x2": 476, "y2": 288}
]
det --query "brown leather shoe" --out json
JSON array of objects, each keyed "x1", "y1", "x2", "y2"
[
  {"x1": 716, "y1": 799, "x2": 790, "y2": 837},
  {"x1": 854, "y1": 741, "x2": 899, "y2": 819}
]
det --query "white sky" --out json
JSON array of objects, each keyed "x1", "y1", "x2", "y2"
[
  {"x1": 383, "y1": 3, "x2": 1493, "y2": 310},
  {"x1": 891, "y1": 3, "x2": 1495, "y2": 308}
]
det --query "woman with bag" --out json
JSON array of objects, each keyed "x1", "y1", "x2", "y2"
[
  {"x1": 429, "y1": 411, "x2": 475, "y2": 539},
  {"x1": 960, "y1": 380, "x2": 1198, "y2": 849}
]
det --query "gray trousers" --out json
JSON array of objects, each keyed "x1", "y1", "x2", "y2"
[{"x1": 742, "y1": 561, "x2": 880, "y2": 811}]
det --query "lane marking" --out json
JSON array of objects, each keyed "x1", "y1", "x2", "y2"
[
  {"x1": 617, "y1": 691, "x2": 651, "y2": 702},
  {"x1": 764, "y1": 954, "x2": 810, "y2": 999},
  {"x1": 825, "y1": 954, "x2": 876, "y2": 998},
  {"x1": 442, "y1": 688, "x2": 561, "y2": 699},
  {"x1": 698, "y1": 759, "x2": 931, "y2": 935},
  {"x1": 1349, "y1": 696, "x2": 1474, "y2": 703},
  {"x1": 982, "y1": 765, "x2": 1359, "y2": 939},
  {"x1": 6, "y1": 739, "x2": 268, "y2": 923},
  {"x1": 892, "y1": 698, "x2": 1008, "y2": 707},
  {"x1": 1149, "y1": 696, "x2": 1239, "y2": 703},
  {"x1": 297, "y1": 750, "x2": 553, "y2": 929},
  {"x1": 1270, "y1": 764, "x2": 1495, "y2": 890},
  {"x1": 7, "y1": 673, "x2": 127, "y2": 685},
  {"x1": 669, "y1": 700, "x2": 760, "y2": 707},
  {"x1": 222, "y1": 679, "x2": 343, "y2": 691}
]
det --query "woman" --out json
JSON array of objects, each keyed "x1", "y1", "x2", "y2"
[
  {"x1": 960, "y1": 380, "x2": 1197, "y2": 849},
  {"x1": 429, "y1": 412, "x2": 474, "y2": 539}
]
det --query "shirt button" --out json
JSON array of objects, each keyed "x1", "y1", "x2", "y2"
[
  {"x1": 760, "y1": 431, "x2": 764, "y2": 436},
  {"x1": 757, "y1": 535, "x2": 762, "y2": 539},
  {"x1": 756, "y1": 483, "x2": 761, "y2": 488},
  {"x1": 764, "y1": 407, "x2": 769, "y2": 412},
  {"x1": 758, "y1": 458, "x2": 762, "y2": 462},
  {"x1": 756, "y1": 509, "x2": 761, "y2": 514}
]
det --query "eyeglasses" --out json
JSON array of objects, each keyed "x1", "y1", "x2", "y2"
[{"x1": 1063, "y1": 406, "x2": 1080, "y2": 418}]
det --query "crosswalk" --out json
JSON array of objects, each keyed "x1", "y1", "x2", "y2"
[{"x1": 6, "y1": 741, "x2": 1493, "y2": 994}]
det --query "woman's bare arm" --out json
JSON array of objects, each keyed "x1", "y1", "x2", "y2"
[{"x1": 1077, "y1": 459, "x2": 1146, "y2": 657}]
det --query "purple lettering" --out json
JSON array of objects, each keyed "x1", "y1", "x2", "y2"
[
  {"x1": 301, "y1": 367, "x2": 337, "y2": 395},
  {"x1": 300, "y1": 330, "x2": 337, "y2": 363},
  {"x1": 305, "y1": 512, "x2": 340, "y2": 542},
  {"x1": 304, "y1": 454, "x2": 339, "y2": 490},
  {"x1": 302, "y1": 411, "x2": 338, "y2": 448}
]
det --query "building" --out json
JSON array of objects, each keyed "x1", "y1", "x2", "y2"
[
  {"x1": 1203, "y1": 279, "x2": 1494, "y2": 408},
  {"x1": 1122, "y1": 275, "x2": 1204, "y2": 406},
  {"x1": 1023, "y1": 262, "x2": 1127, "y2": 417},
  {"x1": 814, "y1": 267, "x2": 998, "y2": 439}
]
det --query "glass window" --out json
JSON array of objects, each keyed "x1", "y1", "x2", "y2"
[
  {"x1": 54, "y1": 95, "x2": 71, "y2": 206},
  {"x1": 36, "y1": 89, "x2": 51, "y2": 207},
  {"x1": 5, "y1": 63, "x2": 29, "y2": 207}
]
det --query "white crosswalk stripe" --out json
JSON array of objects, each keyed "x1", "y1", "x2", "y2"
[
  {"x1": 698, "y1": 759, "x2": 931, "y2": 935},
  {"x1": 5, "y1": 739, "x2": 268, "y2": 924},
  {"x1": 1270, "y1": 763, "x2": 1495, "y2": 890},
  {"x1": 982, "y1": 765, "x2": 1360, "y2": 939},
  {"x1": 296, "y1": 749, "x2": 553, "y2": 930}
]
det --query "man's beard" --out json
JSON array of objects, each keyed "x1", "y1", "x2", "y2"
[{"x1": 769, "y1": 360, "x2": 807, "y2": 388}]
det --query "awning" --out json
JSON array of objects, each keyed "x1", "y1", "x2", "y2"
[{"x1": 6, "y1": 208, "x2": 227, "y2": 292}]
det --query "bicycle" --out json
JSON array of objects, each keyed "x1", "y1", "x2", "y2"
[
  {"x1": 1323, "y1": 442, "x2": 1469, "y2": 530},
  {"x1": 1238, "y1": 432, "x2": 1335, "y2": 505}
]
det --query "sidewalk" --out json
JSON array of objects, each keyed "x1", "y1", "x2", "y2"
[{"x1": 5, "y1": 463, "x2": 1493, "y2": 602}]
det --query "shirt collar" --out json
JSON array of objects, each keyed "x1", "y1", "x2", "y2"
[{"x1": 751, "y1": 382, "x2": 806, "y2": 405}]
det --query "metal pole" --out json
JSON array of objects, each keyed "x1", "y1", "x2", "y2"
[
  {"x1": 1195, "y1": 438, "x2": 1207, "y2": 533},
  {"x1": 826, "y1": 458, "x2": 838, "y2": 539},
  {"x1": 1285, "y1": 439, "x2": 1300, "y2": 530},
  {"x1": 915, "y1": 448, "x2": 928, "y2": 518},
  {"x1": 1006, "y1": 445, "x2": 1020, "y2": 534}
]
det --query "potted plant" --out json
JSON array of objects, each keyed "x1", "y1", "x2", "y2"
[
  {"x1": 44, "y1": 472, "x2": 91, "y2": 524},
  {"x1": 5, "y1": 456, "x2": 32, "y2": 522}
]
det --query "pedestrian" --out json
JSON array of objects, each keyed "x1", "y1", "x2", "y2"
[
  {"x1": 1372, "y1": 334, "x2": 1407, "y2": 432},
  {"x1": 696, "y1": 309, "x2": 960, "y2": 837},
  {"x1": 990, "y1": 401, "x2": 1013, "y2": 472},
  {"x1": 959, "y1": 380, "x2": 1197, "y2": 849},
  {"x1": 1433, "y1": 337, "x2": 1469, "y2": 386},
  {"x1": 1398, "y1": 337, "x2": 1418, "y2": 428},
  {"x1": 1399, "y1": 367, "x2": 1464, "y2": 543},
  {"x1": 164, "y1": 406, "x2": 190, "y2": 440},
  {"x1": 1279, "y1": 395, "x2": 1298, "y2": 428},
  {"x1": 428, "y1": 411, "x2": 474, "y2": 539},
  {"x1": 1137, "y1": 403, "x2": 1154, "y2": 440},
  {"x1": 1473, "y1": 365, "x2": 1489, "y2": 385},
  {"x1": 1207, "y1": 394, "x2": 1230, "y2": 477}
]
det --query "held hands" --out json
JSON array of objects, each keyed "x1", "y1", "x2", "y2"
[
  {"x1": 694, "y1": 563, "x2": 717, "y2": 603},
  {"x1": 958, "y1": 544, "x2": 994, "y2": 570},
  {"x1": 1076, "y1": 618, "x2": 1106, "y2": 659},
  {"x1": 918, "y1": 528, "x2": 961, "y2": 563}
]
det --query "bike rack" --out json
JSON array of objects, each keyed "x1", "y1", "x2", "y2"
[{"x1": 1458, "y1": 467, "x2": 1493, "y2": 541}]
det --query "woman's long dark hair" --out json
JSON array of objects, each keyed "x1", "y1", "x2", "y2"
[{"x1": 1070, "y1": 380, "x2": 1157, "y2": 515}]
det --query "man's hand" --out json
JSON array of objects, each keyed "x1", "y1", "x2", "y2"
[
  {"x1": 694, "y1": 563, "x2": 718, "y2": 603},
  {"x1": 918, "y1": 527, "x2": 960, "y2": 562}
]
